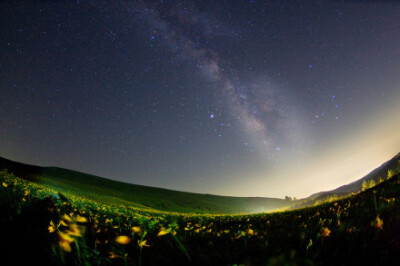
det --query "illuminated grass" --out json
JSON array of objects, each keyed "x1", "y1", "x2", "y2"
[{"x1": 2, "y1": 169, "x2": 400, "y2": 264}]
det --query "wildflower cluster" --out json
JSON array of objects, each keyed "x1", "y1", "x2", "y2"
[
  {"x1": 1, "y1": 168, "x2": 400, "y2": 265},
  {"x1": 49, "y1": 214, "x2": 88, "y2": 252}
]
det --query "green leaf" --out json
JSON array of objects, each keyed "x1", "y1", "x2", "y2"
[{"x1": 306, "y1": 239, "x2": 313, "y2": 251}]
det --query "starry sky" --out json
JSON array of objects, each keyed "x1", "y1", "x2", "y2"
[{"x1": 1, "y1": 0, "x2": 400, "y2": 198}]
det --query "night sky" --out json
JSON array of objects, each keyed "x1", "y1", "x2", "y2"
[{"x1": 1, "y1": 0, "x2": 400, "y2": 198}]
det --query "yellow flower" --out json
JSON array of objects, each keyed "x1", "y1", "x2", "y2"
[
  {"x1": 75, "y1": 215, "x2": 88, "y2": 223},
  {"x1": 138, "y1": 239, "x2": 149, "y2": 247},
  {"x1": 59, "y1": 241, "x2": 72, "y2": 252},
  {"x1": 321, "y1": 227, "x2": 331, "y2": 237},
  {"x1": 373, "y1": 215, "x2": 383, "y2": 229},
  {"x1": 48, "y1": 220, "x2": 56, "y2": 233},
  {"x1": 2, "y1": 182, "x2": 8, "y2": 188},
  {"x1": 60, "y1": 220, "x2": 68, "y2": 227},
  {"x1": 115, "y1": 236, "x2": 131, "y2": 245},
  {"x1": 58, "y1": 232, "x2": 74, "y2": 243},
  {"x1": 66, "y1": 224, "x2": 81, "y2": 237},
  {"x1": 247, "y1": 229, "x2": 254, "y2": 235},
  {"x1": 132, "y1": 226, "x2": 142, "y2": 234},
  {"x1": 62, "y1": 214, "x2": 72, "y2": 223},
  {"x1": 157, "y1": 227, "x2": 170, "y2": 237},
  {"x1": 109, "y1": 251, "x2": 120, "y2": 259}
]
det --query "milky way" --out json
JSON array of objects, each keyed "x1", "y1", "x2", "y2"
[
  {"x1": 1, "y1": 0, "x2": 400, "y2": 198},
  {"x1": 132, "y1": 1, "x2": 304, "y2": 159}
]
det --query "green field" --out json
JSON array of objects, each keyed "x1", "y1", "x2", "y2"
[
  {"x1": 1, "y1": 156, "x2": 400, "y2": 265},
  {"x1": 0, "y1": 157, "x2": 291, "y2": 214}
]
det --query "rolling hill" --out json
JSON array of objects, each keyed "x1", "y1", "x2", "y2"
[
  {"x1": 292, "y1": 152, "x2": 400, "y2": 209},
  {"x1": 2, "y1": 154, "x2": 400, "y2": 265},
  {"x1": 2, "y1": 153, "x2": 399, "y2": 214},
  {"x1": 0, "y1": 156, "x2": 290, "y2": 214}
]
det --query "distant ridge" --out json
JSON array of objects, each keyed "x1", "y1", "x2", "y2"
[{"x1": 292, "y1": 152, "x2": 400, "y2": 208}]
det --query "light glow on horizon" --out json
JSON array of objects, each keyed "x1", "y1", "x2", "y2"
[{"x1": 208, "y1": 101, "x2": 400, "y2": 199}]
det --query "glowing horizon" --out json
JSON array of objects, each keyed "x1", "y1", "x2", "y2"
[{"x1": 1, "y1": 1, "x2": 400, "y2": 199}]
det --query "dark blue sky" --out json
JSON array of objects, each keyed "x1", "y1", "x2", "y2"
[{"x1": 1, "y1": 0, "x2": 400, "y2": 198}]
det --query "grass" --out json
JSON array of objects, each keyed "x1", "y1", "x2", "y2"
[
  {"x1": 0, "y1": 156, "x2": 291, "y2": 214},
  {"x1": 38, "y1": 167, "x2": 291, "y2": 214},
  {"x1": 2, "y1": 167, "x2": 400, "y2": 265}
]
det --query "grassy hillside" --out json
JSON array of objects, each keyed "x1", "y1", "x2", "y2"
[
  {"x1": 291, "y1": 153, "x2": 400, "y2": 209},
  {"x1": 0, "y1": 156, "x2": 291, "y2": 214},
  {"x1": 1, "y1": 162, "x2": 400, "y2": 265},
  {"x1": 2, "y1": 153, "x2": 399, "y2": 214}
]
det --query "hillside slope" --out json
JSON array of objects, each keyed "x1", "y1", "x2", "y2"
[
  {"x1": 292, "y1": 153, "x2": 400, "y2": 208},
  {"x1": 0, "y1": 156, "x2": 290, "y2": 214},
  {"x1": 2, "y1": 162, "x2": 400, "y2": 265}
]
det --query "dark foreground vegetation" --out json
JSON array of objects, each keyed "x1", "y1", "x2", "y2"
[{"x1": 1, "y1": 164, "x2": 400, "y2": 265}]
